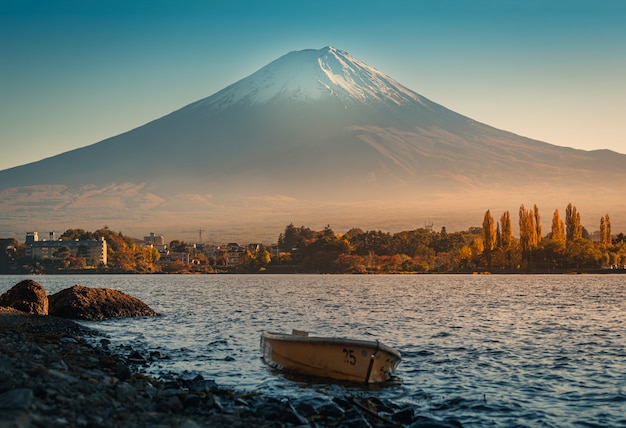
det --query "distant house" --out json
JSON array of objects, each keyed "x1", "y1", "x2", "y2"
[
  {"x1": 25, "y1": 231, "x2": 107, "y2": 266},
  {"x1": 167, "y1": 251, "x2": 190, "y2": 264},
  {"x1": 226, "y1": 243, "x2": 246, "y2": 267},
  {"x1": 143, "y1": 232, "x2": 167, "y2": 251}
]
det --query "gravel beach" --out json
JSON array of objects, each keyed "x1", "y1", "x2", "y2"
[{"x1": 0, "y1": 307, "x2": 462, "y2": 427}]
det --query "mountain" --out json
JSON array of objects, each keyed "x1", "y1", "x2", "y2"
[{"x1": 1, "y1": 46, "x2": 625, "y2": 241}]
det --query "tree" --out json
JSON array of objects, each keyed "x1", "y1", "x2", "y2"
[
  {"x1": 551, "y1": 209, "x2": 566, "y2": 248},
  {"x1": 482, "y1": 210, "x2": 496, "y2": 252},
  {"x1": 457, "y1": 245, "x2": 473, "y2": 269},
  {"x1": 278, "y1": 223, "x2": 314, "y2": 252},
  {"x1": 566, "y1": 203, "x2": 582, "y2": 241},
  {"x1": 53, "y1": 246, "x2": 71, "y2": 261},
  {"x1": 482, "y1": 210, "x2": 496, "y2": 267},
  {"x1": 349, "y1": 230, "x2": 392, "y2": 256},
  {"x1": 169, "y1": 240, "x2": 189, "y2": 253},
  {"x1": 500, "y1": 211, "x2": 513, "y2": 248},
  {"x1": 533, "y1": 204, "x2": 542, "y2": 243},
  {"x1": 600, "y1": 214, "x2": 612, "y2": 246},
  {"x1": 519, "y1": 204, "x2": 538, "y2": 265},
  {"x1": 60, "y1": 229, "x2": 95, "y2": 241}
]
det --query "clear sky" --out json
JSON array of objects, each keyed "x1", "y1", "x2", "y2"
[{"x1": 1, "y1": 0, "x2": 625, "y2": 171}]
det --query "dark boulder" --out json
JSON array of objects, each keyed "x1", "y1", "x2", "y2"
[
  {"x1": 48, "y1": 285, "x2": 158, "y2": 321},
  {"x1": 0, "y1": 280, "x2": 48, "y2": 315}
]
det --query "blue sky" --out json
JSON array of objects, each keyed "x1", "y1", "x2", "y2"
[{"x1": 1, "y1": 0, "x2": 625, "y2": 170}]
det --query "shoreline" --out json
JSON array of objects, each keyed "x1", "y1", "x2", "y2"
[
  {"x1": 2, "y1": 269, "x2": 626, "y2": 275},
  {"x1": 0, "y1": 308, "x2": 462, "y2": 428}
]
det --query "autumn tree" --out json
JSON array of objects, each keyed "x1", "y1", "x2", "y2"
[
  {"x1": 482, "y1": 210, "x2": 496, "y2": 252},
  {"x1": 566, "y1": 203, "x2": 582, "y2": 241},
  {"x1": 533, "y1": 204, "x2": 542, "y2": 243},
  {"x1": 490, "y1": 211, "x2": 517, "y2": 270},
  {"x1": 482, "y1": 210, "x2": 496, "y2": 267},
  {"x1": 500, "y1": 211, "x2": 513, "y2": 248},
  {"x1": 600, "y1": 214, "x2": 612, "y2": 246},
  {"x1": 519, "y1": 204, "x2": 538, "y2": 265},
  {"x1": 551, "y1": 209, "x2": 566, "y2": 247}
]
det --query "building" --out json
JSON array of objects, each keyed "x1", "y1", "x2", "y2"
[
  {"x1": 226, "y1": 243, "x2": 245, "y2": 267},
  {"x1": 25, "y1": 232, "x2": 108, "y2": 266},
  {"x1": 143, "y1": 232, "x2": 166, "y2": 250}
]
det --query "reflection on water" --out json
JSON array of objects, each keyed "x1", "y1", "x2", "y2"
[{"x1": 1, "y1": 274, "x2": 624, "y2": 427}]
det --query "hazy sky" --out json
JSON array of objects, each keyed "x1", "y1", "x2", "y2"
[{"x1": 1, "y1": 0, "x2": 625, "y2": 171}]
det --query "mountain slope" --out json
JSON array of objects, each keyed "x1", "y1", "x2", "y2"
[{"x1": 1, "y1": 46, "x2": 625, "y2": 240}]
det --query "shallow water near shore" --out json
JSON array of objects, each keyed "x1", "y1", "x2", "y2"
[{"x1": 2, "y1": 274, "x2": 625, "y2": 427}]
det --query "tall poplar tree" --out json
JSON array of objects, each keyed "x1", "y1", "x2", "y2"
[
  {"x1": 551, "y1": 209, "x2": 566, "y2": 247},
  {"x1": 601, "y1": 214, "x2": 612, "y2": 246},
  {"x1": 534, "y1": 204, "x2": 542, "y2": 242},
  {"x1": 482, "y1": 210, "x2": 496, "y2": 253},
  {"x1": 500, "y1": 211, "x2": 513, "y2": 248},
  {"x1": 566, "y1": 203, "x2": 574, "y2": 240},
  {"x1": 496, "y1": 222, "x2": 502, "y2": 248},
  {"x1": 565, "y1": 203, "x2": 583, "y2": 241},
  {"x1": 519, "y1": 204, "x2": 537, "y2": 264}
]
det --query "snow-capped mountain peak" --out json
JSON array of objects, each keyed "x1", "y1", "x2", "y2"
[{"x1": 197, "y1": 46, "x2": 425, "y2": 110}]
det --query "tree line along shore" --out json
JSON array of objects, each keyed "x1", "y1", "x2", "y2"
[{"x1": 1, "y1": 203, "x2": 625, "y2": 275}]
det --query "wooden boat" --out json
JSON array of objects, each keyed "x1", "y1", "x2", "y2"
[{"x1": 260, "y1": 330, "x2": 401, "y2": 383}]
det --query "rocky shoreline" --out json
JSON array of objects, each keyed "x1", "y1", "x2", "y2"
[{"x1": 0, "y1": 308, "x2": 463, "y2": 427}]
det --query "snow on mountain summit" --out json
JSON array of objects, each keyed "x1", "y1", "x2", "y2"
[{"x1": 198, "y1": 46, "x2": 425, "y2": 110}]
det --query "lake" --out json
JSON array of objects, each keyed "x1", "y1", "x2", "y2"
[{"x1": 1, "y1": 274, "x2": 624, "y2": 427}]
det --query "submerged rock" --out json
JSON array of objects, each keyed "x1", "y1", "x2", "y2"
[
  {"x1": 0, "y1": 279, "x2": 48, "y2": 315},
  {"x1": 48, "y1": 285, "x2": 158, "y2": 320}
]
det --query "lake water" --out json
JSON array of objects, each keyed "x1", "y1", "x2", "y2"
[{"x1": 1, "y1": 274, "x2": 624, "y2": 427}]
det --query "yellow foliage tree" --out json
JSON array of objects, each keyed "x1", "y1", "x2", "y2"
[
  {"x1": 551, "y1": 209, "x2": 566, "y2": 248},
  {"x1": 500, "y1": 211, "x2": 513, "y2": 248}
]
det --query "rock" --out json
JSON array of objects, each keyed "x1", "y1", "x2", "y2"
[
  {"x1": 127, "y1": 350, "x2": 147, "y2": 364},
  {"x1": 115, "y1": 382, "x2": 137, "y2": 404},
  {"x1": 0, "y1": 280, "x2": 48, "y2": 315},
  {"x1": 0, "y1": 388, "x2": 34, "y2": 411},
  {"x1": 393, "y1": 407, "x2": 416, "y2": 424},
  {"x1": 317, "y1": 401, "x2": 345, "y2": 419},
  {"x1": 408, "y1": 416, "x2": 465, "y2": 428},
  {"x1": 185, "y1": 374, "x2": 218, "y2": 394},
  {"x1": 48, "y1": 285, "x2": 158, "y2": 320},
  {"x1": 0, "y1": 410, "x2": 31, "y2": 428},
  {"x1": 115, "y1": 363, "x2": 132, "y2": 381}
]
